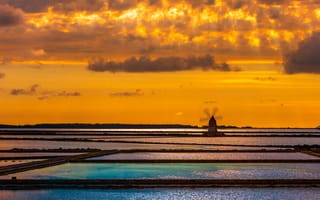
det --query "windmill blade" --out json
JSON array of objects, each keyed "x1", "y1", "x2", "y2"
[
  {"x1": 204, "y1": 108, "x2": 211, "y2": 118},
  {"x1": 212, "y1": 107, "x2": 218, "y2": 115}
]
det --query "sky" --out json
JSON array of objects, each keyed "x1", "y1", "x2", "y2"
[{"x1": 0, "y1": 0, "x2": 320, "y2": 127}]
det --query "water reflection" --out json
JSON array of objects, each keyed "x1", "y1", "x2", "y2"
[{"x1": 1, "y1": 188, "x2": 320, "y2": 200}]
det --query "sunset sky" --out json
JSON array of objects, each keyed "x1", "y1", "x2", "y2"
[{"x1": 0, "y1": 0, "x2": 320, "y2": 127}]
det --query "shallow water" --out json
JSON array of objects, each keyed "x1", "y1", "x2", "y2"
[
  {"x1": 1, "y1": 188, "x2": 320, "y2": 200},
  {"x1": 0, "y1": 140, "x2": 286, "y2": 151},
  {"x1": 3, "y1": 163, "x2": 320, "y2": 180},
  {"x1": 88, "y1": 152, "x2": 319, "y2": 160},
  {"x1": 0, "y1": 140, "x2": 203, "y2": 150},
  {"x1": 102, "y1": 137, "x2": 320, "y2": 146}
]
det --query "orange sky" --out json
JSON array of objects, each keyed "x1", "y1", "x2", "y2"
[{"x1": 0, "y1": 0, "x2": 320, "y2": 127}]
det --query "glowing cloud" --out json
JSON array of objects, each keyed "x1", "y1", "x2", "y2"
[{"x1": 0, "y1": 0, "x2": 318, "y2": 63}]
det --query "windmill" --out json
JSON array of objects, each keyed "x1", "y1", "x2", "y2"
[
  {"x1": 200, "y1": 107, "x2": 224, "y2": 136},
  {"x1": 199, "y1": 107, "x2": 222, "y2": 125}
]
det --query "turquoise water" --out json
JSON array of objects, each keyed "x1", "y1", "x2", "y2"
[
  {"x1": 88, "y1": 152, "x2": 319, "y2": 160},
  {"x1": 3, "y1": 163, "x2": 320, "y2": 180},
  {"x1": 1, "y1": 189, "x2": 320, "y2": 200}
]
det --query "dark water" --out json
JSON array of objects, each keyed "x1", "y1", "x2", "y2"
[{"x1": 1, "y1": 188, "x2": 320, "y2": 200}]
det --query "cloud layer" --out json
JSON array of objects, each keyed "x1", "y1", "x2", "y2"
[
  {"x1": 0, "y1": 4, "x2": 24, "y2": 27},
  {"x1": 284, "y1": 32, "x2": 320, "y2": 74},
  {"x1": 0, "y1": 0, "x2": 320, "y2": 64},
  {"x1": 88, "y1": 55, "x2": 231, "y2": 72}
]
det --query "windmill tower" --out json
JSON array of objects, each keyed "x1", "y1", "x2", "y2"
[
  {"x1": 207, "y1": 115, "x2": 218, "y2": 136},
  {"x1": 200, "y1": 107, "x2": 224, "y2": 136}
]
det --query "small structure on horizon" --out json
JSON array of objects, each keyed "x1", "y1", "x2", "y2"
[{"x1": 204, "y1": 115, "x2": 224, "y2": 136}]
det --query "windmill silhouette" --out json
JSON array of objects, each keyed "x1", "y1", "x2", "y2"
[
  {"x1": 199, "y1": 107, "x2": 222, "y2": 124},
  {"x1": 200, "y1": 107, "x2": 224, "y2": 136}
]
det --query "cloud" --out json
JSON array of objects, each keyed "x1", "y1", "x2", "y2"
[
  {"x1": 10, "y1": 84, "x2": 81, "y2": 99},
  {"x1": 109, "y1": 89, "x2": 143, "y2": 97},
  {"x1": 257, "y1": 0, "x2": 288, "y2": 5},
  {"x1": 226, "y1": 0, "x2": 251, "y2": 9},
  {"x1": 284, "y1": 32, "x2": 320, "y2": 74},
  {"x1": 53, "y1": 0, "x2": 105, "y2": 12},
  {"x1": 0, "y1": 0, "x2": 105, "y2": 13},
  {"x1": 56, "y1": 91, "x2": 81, "y2": 97},
  {"x1": 0, "y1": 73, "x2": 5, "y2": 79},
  {"x1": 88, "y1": 55, "x2": 231, "y2": 72},
  {"x1": 38, "y1": 91, "x2": 81, "y2": 100},
  {"x1": 183, "y1": 0, "x2": 215, "y2": 7},
  {"x1": 30, "y1": 49, "x2": 46, "y2": 57},
  {"x1": 254, "y1": 77, "x2": 277, "y2": 81},
  {"x1": 0, "y1": 0, "x2": 320, "y2": 63},
  {"x1": 108, "y1": 0, "x2": 138, "y2": 11},
  {"x1": 0, "y1": 0, "x2": 51, "y2": 13},
  {"x1": 0, "y1": 4, "x2": 24, "y2": 27},
  {"x1": 11, "y1": 84, "x2": 39, "y2": 96}
]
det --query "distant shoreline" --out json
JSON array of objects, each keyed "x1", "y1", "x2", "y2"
[
  {"x1": 0, "y1": 123, "x2": 319, "y2": 129},
  {"x1": 0, "y1": 123, "x2": 240, "y2": 129}
]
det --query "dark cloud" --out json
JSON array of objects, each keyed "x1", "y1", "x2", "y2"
[
  {"x1": 0, "y1": 0, "x2": 51, "y2": 13},
  {"x1": 0, "y1": 0, "x2": 105, "y2": 13},
  {"x1": 109, "y1": 89, "x2": 143, "y2": 97},
  {"x1": 257, "y1": 0, "x2": 288, "y2": 5},
  {"x1": 108, "y1": 0, "x2": 214, "y2": 10},
  {"x1": 139, "y1": 46, "x2": 156, "y2": 55},
  {"x1": 0, "y1": 4, "x2": 24, "y2": 27},
  {"x1": 108, "y1": 0, "x2": 138, "y2": 11},
  {"x1": 88, "y1": 55, "x2": 231, "y2": 72},
  {"x1": 268, "y1": 7, "x2": 281, "y2": 19},
  {"x1": 11, "y1": 84, "x2": 39, "y2": 96},
  {"x1": 53, "y1": 0, "x2": 105, "y2": 12},
  {"x1": 184, "y1": 0, "x2": 215, "y2": 7},
  {"x1": 284, "y1": 32, "x2": 320, "y2": 74},
  {"x1": 56, "y1": 91, "x2": 81, "y2": 97},
  {"x1": 0, "y1": 73, "x2": 5, "y2": 79},
  {"x1": 148, "y1": 0, "x2": 163, "y2": 7},
  {"x1": 10, "y1": 84, "x2": 81, "y2": 99},
  {"x1": 226, "y1": 0, "x2": 250, "y2": 9},
  {"x1": 38, "y1": 91, "x2": 81, "y2": 100},
  {"x1": 254, "y1": 77, "x2": 277, "y2": 81}
]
